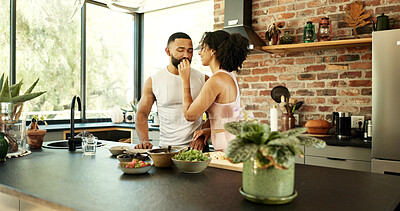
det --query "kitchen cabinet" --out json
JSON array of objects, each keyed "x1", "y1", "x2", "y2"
[
  {"x1": 305, "y1": 145, "x2": 371, "y2": 172},
  {"x1": 0, "y1": 192, "x2": 54, "y2": 211},
  {"x1": 63, "y1": 128, "x2": 133, "y2": 141}
]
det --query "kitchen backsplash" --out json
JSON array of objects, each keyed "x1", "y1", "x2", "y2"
[{"x1": 213, "y1": 0, "x2": 400, "y2": 126}]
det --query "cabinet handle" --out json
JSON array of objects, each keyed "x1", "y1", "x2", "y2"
[{"x1": 327, "y1": 157, "x2": 346, "y2": 161}]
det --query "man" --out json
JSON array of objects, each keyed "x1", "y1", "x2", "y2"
[{"x1": 135, "y1": 32, "x2": 210, "y2": 150}]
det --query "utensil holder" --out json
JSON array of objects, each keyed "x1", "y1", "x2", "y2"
[{"x1": 281, "y1": 113, "x2": 295, "y2": 132}]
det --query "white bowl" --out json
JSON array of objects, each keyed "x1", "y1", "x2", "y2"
[
  {"x1": 109, "y1": 146, "x2": 130, "y2": 156},
  {"x1": 118, "y1": 161, "x2": 153, "y2": 174},
  {"x1": 172, "y1": 158, "x2": 211, "y2": 173}
]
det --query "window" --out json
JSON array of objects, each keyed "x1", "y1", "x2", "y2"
[
  {"x1": 143, "y1": 0, "x2": 214, "y2": 82},
  {"x1": 0, "y1": 1, "x2": 10, "y2": 76},
  {"x1": 16, "y1": 0, "x2": 81, "y2": 120},
  {"x1": 86, "y1": 4, "x2": 134, "y2": 119}
]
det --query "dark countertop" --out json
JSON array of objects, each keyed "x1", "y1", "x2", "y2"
[
  {"x1": 321, "y1": 136, "x2": 372, "y2": 148},
  {"x1": 42, "y1": 122, "x2": 160, "y2": 131},
  {"x1": 0, "y1": 141, "x2": 399, "y2": 211}
]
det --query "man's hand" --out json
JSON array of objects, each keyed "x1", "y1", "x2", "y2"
[
  {"x1": 134, "y1": 140, "x2": 153, "y2": 149},
  {"x1": 190, "y1": 128, "x2": 211, "y2": 151}
]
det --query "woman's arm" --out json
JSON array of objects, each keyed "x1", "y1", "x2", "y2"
[{"x1": 178, "y1": 60, "x2": 219, "y2": 121}]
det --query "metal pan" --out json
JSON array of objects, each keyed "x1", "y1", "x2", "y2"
[{"x1": 271, "y1": 86, "x2": 290, "y2": 103}]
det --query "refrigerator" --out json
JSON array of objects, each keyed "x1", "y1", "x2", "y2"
[{"x1": 372, "y1": 29, "x2": 400, "y2": 175}]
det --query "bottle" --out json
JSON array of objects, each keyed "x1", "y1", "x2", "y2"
[
  {"x1": 270, "y1": 106, "x2": 278, "y2": 132},
  {"x1": 367, "y1": 120, "x2": 372, "y2": 138}
]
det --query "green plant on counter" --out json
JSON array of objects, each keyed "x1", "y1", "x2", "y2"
[
  {"x1": 0, "y1": 73, "x2": 46, "y2": 121},
  {"x1": 224, "y1": 121, "x2": 326, "y2": 169},
  {"x1": 121, "y1": 98, "x2": 138, "y2": 113}
]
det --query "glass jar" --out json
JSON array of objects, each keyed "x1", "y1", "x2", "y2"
[{"x1": 281, "y1": 113, "x2": 295, "y2": 132}]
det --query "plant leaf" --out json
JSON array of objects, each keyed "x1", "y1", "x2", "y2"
[
  {"x1": 267, "y1": 136, "x2": 300, "y2": 146},
  {"x1": 11, "y1": 92, "x2": 46, "y2": 104},
  {"x1": 281, "y1": 127, "x2": 307, "y2": 137},
  {"x1": 297, "y1": 135, "x2": 326, "y2": 148},
  {"x1": 0, "y1": 73, "x2": 4, "y2": 93},
  {"x1": 25, "y1": 78, "x2": 40, "y2": 94},
  {"x1": 225, "y1": 138, "x2": 258, "y2": 163},
  {"x1": 224, "y1": 121, "x2": 242, "y2": 136},
  {"x1": 0, "y1": 77, "x2": 11, "y2": 102},
  {"x1": 260, "y1": 145, "x2": 295, "y2": 169},
  {"x1": 10, "y1": 80, "x2": 23, "y2": 98}
]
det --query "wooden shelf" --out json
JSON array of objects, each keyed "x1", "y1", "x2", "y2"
[{"x1": 261, "y1": 38, "x2": 372, "y2": 53}]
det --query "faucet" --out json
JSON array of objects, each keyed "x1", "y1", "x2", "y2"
[{"x1": 68, "y1": 95, "x2": 82, "y2": 151}]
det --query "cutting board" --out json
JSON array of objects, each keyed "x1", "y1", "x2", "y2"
[{"x1": 208, "y1": 152, "x2": 243, "y2": 172}]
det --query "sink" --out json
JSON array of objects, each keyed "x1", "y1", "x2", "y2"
[{"x1": 42, "y1": 140, "x2": 103, "y2": 149}]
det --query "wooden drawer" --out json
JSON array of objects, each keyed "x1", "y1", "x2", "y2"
[
  {"x1": 305, "y1": 145, "x2": 371, "y2": 161},
  {"x1": 305, "y1": 156, "x2": 371, "y2": 172}
]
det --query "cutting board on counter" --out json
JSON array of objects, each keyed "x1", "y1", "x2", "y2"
[{"x1": 208, "y1": 152, "x2": 243, "y2": 172}]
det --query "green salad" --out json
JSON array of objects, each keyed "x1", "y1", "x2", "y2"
[{"x1": 174, "y1": 149, "x2": 211, "y2": 162}]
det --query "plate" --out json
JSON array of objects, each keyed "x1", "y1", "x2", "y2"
[
  {"x1": 125, "y1": 148, "x2": 149, "y2": 154},
  {"x1": 239, "y1": 187, "x2": 297, "y2": 205}
]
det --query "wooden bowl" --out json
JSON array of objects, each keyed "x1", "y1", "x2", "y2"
[{"x1": 305, "y1": 120, "x2": 332, "y2": 134}]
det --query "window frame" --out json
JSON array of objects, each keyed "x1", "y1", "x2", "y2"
[{"x1": 8, "y1": 0, "x2": 143, "y2": 123}]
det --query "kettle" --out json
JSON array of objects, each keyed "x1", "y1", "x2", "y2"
[
  {"x1": 371, "y1": 13, "x2": 396, "y2": 31},
  {"x1": 332, "y1": 112, "x2": 352, "y2": 139}
]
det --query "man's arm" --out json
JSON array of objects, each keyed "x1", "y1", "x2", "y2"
[{"x1": 134, "y1": 78, "x2": 155, "y2": 149}]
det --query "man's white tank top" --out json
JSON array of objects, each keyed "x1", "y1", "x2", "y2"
[{"x1": 151, "y1": 67, "x2": 206, "y2": 147}]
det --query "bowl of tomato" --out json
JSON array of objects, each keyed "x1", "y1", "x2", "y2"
[{"x1": 118, "y1": 159, "x2": 153, "y2": 174}]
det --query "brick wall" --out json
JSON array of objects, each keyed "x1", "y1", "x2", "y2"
[{"x1": 214, "y1": 0, "x2": 400, "y2": 125}]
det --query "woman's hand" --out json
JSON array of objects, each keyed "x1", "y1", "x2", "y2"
[
  {"x1": 192, "y1": 128, "x2": 211, "y2": 144},
  {"x1": 178, "y1": 59, "x2": 191, "y2": 82}
]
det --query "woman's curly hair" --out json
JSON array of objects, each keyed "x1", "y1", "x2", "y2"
[{"x1": 201, "y1": 30, "x2": 249, "y2": 72}]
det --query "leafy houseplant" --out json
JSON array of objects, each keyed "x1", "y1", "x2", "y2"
[
  {"x1": 0, "y1": 73, "x2": 46, "y2": 152},
  {"x1": 26, "y1": 115, "x2": 48, "y2": 149},
  {"x1": 224, "y1": 121, "x2": 326, "y2": 204}
]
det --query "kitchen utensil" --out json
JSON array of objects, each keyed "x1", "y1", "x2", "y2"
[
  {"x1": 147, "y1": 148, "x2": 179, "y2": 168},
  {"x1": 371, "y1": 13, "x2": 396, "y2": 31},
  {"x1": 294, "y1": 101, "x2": 303, "y2": 110},
  {"x1": 332, "y1": 112, "x2": 352, "y2": 138},
  {"x1": 271, "y1": 86, "x2": 290, "y2": 103}
]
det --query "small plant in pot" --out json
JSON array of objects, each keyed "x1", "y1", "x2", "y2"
[
  {"x1": 224, "y1": 120, "x2": 326, "y2": 204},
  {"x1": 0, "y1": 73, "x2": 46, "y2": 153},
  {"x1": 26, "y1": 115, "x2": 47, "y2": 149}
]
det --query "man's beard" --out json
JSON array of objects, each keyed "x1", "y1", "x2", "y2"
[{"x1": 171, "y1": 55, "x2": 191, "y2": 69}]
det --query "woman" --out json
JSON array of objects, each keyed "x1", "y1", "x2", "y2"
[{"x1": 178, "y1": 30, "x2": 249, "y2": 151}]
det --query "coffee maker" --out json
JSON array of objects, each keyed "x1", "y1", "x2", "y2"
[{"x1": 332, "y1": 112, "x2": 352, "y2": 139}]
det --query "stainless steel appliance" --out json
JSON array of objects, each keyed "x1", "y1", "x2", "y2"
[
  {"x1": 332, "y1": 112, "x2": 352, "y2": 139},
  {"x1": 372, "y1": 29, "x2": 400, "y2": 175}
]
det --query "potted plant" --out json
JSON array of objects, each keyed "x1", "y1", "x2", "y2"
[
  {"x1": 26, "y1": 115, "x2": 48, "y2": 149},
  {"x1": 0, "y1": 73, "x2": 46, "y2": 153},
  {"x1": 121, "y1": 98, "x2": 138, "y2": 123},
  {"x1": 224, "y1": 120, "x2": 326, "y2": 204}
]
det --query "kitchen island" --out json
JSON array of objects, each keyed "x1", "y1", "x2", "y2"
[{"x1": 0, "y1": 142, "x2": 399, "y2": 211}]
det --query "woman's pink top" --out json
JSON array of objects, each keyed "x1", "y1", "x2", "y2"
[{"x1": 207, "y1": 70, "x2": 240, "y2": 151}]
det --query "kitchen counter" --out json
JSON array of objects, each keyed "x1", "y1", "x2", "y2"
[
  {"x1": 41, "y1": 122, "x2": 160, "y2": 132},
  {"x1": 1, "y1": 142, "x2": 399, "y2": 211},
  {"x1": 321, "y1": 136, "x2": 372, "y2": 148}
]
